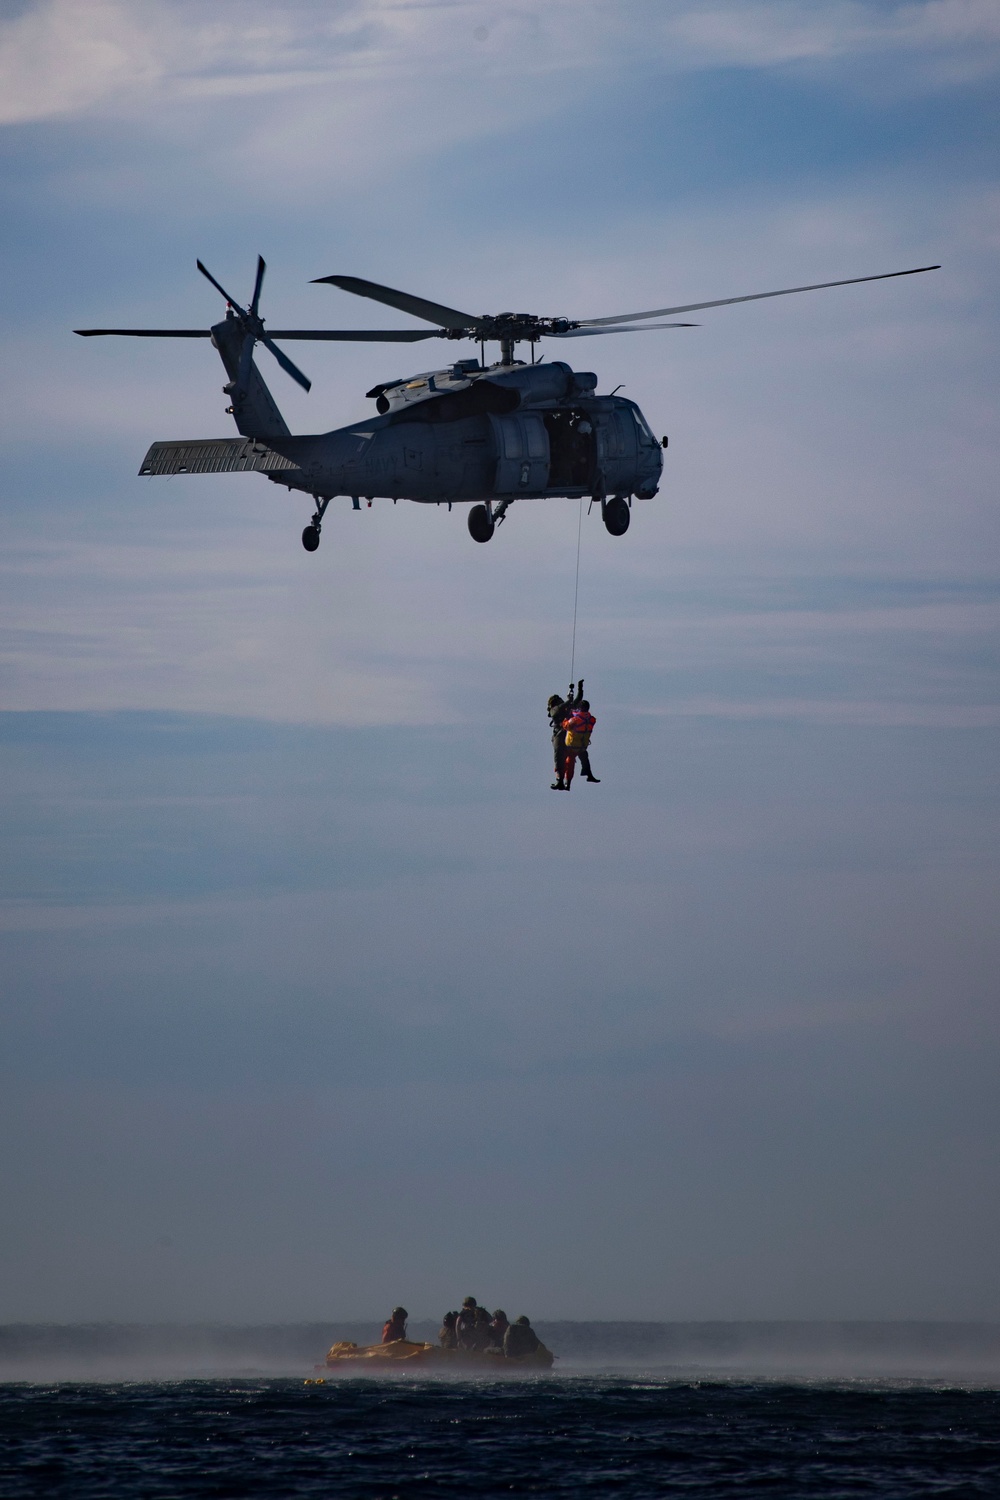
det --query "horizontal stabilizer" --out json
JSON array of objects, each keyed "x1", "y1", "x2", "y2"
[{"x1": 139, "y1": 437, "x2": 302, "y2": 476}]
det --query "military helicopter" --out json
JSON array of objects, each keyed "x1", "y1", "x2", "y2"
[{"x1": 76, "y1": 258, "x2": 938, "y2": 548}]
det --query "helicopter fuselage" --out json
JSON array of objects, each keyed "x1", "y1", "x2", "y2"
[
  {"x1": 264, "y1": 386, "x2": 661, "y2": 509},
  {"x1": 140, "y1": 337, "x2": 663, "y2": 515}
]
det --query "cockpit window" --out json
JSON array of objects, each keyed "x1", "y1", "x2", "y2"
[{"x1": 632, "y1": 407, "x2": 655, "y2": 444}]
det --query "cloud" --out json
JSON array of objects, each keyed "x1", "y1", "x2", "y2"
[
  {"x1": 0, "y1": 0, "x2": 158, "y2": 123},
  {"x1": 639, "y1": 696, "x2": 1000, "y2": 728},
  {"x1": 0, "y1": 0, "x2": 605, "y2": 126},
  {"x1": 3, "y1": 0, "x2": 999, "y2": 129},
  {"x1": 663, "y1": 0, "x2": 1000, "y2": 69}
]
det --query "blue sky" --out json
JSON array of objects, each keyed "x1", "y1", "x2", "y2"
[{"x1": 1, "y1": 0, "x2": 998, "y2": 1324}]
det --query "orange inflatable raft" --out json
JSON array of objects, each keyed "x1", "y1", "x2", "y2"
[{"x1": 320, "y1": 1338, "x2": 555, "y2": 1372}]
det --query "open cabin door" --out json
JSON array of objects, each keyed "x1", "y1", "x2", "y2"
[{"x1": 489, "y1": 412, "x2": 549, "y2": 493}]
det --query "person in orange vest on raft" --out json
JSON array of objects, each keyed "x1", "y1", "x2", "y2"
[
  {"x1": 381, "y1": 1306, "x2": 408, "y2": 1343},
  {"x1": 563, "y1": 700, "x2": 599, "y2": 789}
]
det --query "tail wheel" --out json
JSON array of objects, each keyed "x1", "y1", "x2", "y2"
[
  {"x1": 302, "y1": 525, "x2": 321, "y2": 552},
  {"x1": 603, "y1": 496, "x2": 630, "y2": 536},
  {"x1": 468, "y1": 504, "x2": 495, "y2": 543}
]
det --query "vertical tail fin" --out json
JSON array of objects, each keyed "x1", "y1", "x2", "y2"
[{"x1": 211, "y1": 316, "x2": 290, "y2": 438}]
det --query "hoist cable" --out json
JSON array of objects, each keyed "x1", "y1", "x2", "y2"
[{"x1": 569, "y1": 497, "x2": 583, "y2": 685}]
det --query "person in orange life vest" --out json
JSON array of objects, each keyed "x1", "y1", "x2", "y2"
[
  {"x1": 381, "y1": 1306, "x2": 408, "y2": 1343},
  {"x1": 563, "y1": 700, "x2": 598, "y2": 788}
]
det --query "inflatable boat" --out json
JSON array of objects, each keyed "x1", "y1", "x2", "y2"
[{"x1": 319, "y1": 1337, "x2": 554, "y2": 1372}]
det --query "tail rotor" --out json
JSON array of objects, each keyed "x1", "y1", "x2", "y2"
[{"x1": 197, "y1": 255, "x2": 312, "y2": 393}]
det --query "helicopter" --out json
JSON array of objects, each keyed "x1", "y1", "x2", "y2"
[{"x1": 76, "y1": 257, "x2": 938, "y2": 548}]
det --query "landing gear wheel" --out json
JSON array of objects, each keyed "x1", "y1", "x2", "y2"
[
  {"x1": 301, "y1": 525, "x2": 321, "y2": 552},
  {"x1": 468, "y1": 504, "x2": 495, "y2": 543},
  {"x1": 603, "y1": 496, "x2": 630, "y2": 536}
]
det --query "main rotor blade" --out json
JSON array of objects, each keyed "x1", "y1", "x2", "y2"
[
  {"x1": 74, "y1": 328, "x2": 213, "y2": 337},
  {"x1": 549, "y1": 322, "x2": 697, "y2": 337},
  {"x1": 312, "y1": 274, "x2": 475, "y2": 330},
  {"x1": 260, "y1": 334, "x2": 311, "y2": 392},
  {"x1": 578, "y1": 264, "x2": 941, "y2": 326},
  {"x1": 75, "y1": 326, "x2": 442, "y2": 343},
  {"x1": 265, "y1": 328, "x2": 443, "y2": 341},
  {"x1": 250, "y1": 255, "x2": 266, "y2": 318},
  {"x1": 197, "y1": 259, "x2": 244, "y2": 311}
]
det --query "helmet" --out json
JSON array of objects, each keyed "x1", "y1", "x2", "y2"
[
  {"x1": 515, "y1": 1315, "x2": 530, "y2": 1325},
  {"x1": 462, "y1": 1296, "x2": 477, "y2": 1308},
  {"x1": 492, "y1": 1309, "x2": 507, "y2": 1321},
  {"x1": 393, "y1": 1306, "x2": 408, "y2": 1318},
  {"x1": 579, "y1": 700, "x2": 589, "y2": 711},
  {"x1": 547, "y1": 695, "x2": 563, "y2": 709}
]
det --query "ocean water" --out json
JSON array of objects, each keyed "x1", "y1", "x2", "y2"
[{"x1": 2, "y1": 1375, "x2": 999, "y2": 1498}]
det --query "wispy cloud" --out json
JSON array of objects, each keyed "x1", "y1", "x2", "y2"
[
  {"x1": 664, "y1": 0, "x2": 1000, "y2": 69},
  {"x1": 0, "y1": 0, "x2": 607, "y2": 126},
  {"x1": 3, "y1": 0, "x2": 999, "y2": 128},
  {"x1": 639, "y1": 696, "x2": 1000, "y2": 728}
]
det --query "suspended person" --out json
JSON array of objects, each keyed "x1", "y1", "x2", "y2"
[
  {"x1": 381, "y1": 1306, "x2": 408, "y2": 1344},
  {"x1": 563, "y1": 700, "x2": 599, "y2": 789},
  {"x1": 548, "y1": 679, "x2": 584, "y2": 790}
]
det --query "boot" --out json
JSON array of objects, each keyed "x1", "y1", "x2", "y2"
[
  {"x1": 550, "y1": 781, "x2": 565, "y2": 790},
  {"x1": 585, "y1": 775, "x2": 601, "y2": 783}
]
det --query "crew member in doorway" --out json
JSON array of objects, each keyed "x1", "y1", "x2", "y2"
[
  {"x1": 381, "y1": 1306, "x2": 408, "y2": 1344},
  {"x1": 548, "y1": 680, "x2": 585, "y2": 790},
  {"x1": 563, "y1": 699, "x2": 599, "y2": 789}
]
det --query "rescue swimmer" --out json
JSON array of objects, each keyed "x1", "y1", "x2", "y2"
[{"x1": 548, "y1": 680, "x2": 600, "y2": 790}]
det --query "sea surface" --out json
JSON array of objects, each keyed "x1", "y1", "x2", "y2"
[{"x1": 2, "y1": 1374, "x2": 999, "y2": 1498}]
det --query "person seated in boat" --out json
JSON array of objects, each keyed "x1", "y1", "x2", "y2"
[
  {"x1": 439, "y1": 1311, "x2": 458, "y2": 1349},
  {"x1": 455, "y1": 1296, "x2": 485, "y2": 1356},
  {"x1": 381, "y1": 1306, "x2": 408, "y2": 1344},
  {"x1": 489, "y1": 1309, "x2": 510, "y2": 1349},
  {"x1": 503, "y1": 1315, "x2": 541, "y2": 1358},
  {"x1": 458, "y1": 1290, "x2": 479, "y2": 1350},
  {"x1": 473, "y1": 1305, "x2": 494, "y2": 1350}
]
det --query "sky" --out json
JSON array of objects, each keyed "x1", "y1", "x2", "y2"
[{"x1": 0, "y1": 0, "x2": 998, "y2": 1326}]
